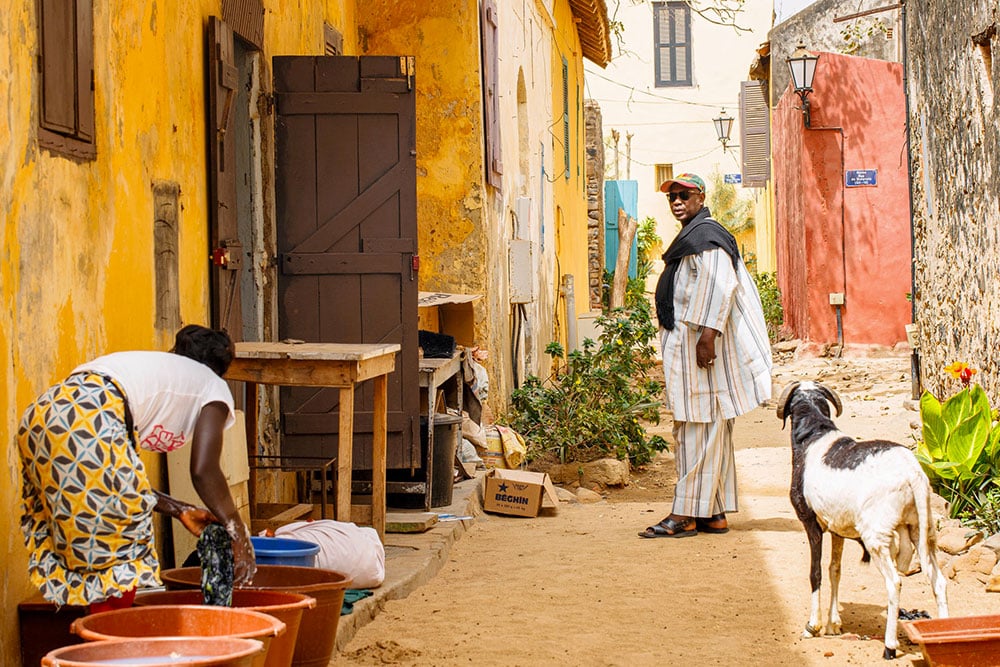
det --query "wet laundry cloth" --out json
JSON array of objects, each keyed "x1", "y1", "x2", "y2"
[
  {"x1": 341, "y1": 589, "x2": 373, "y2": 615},
  {"x1": 197, "y1": 523, "x2": 234, "y2": 606}
]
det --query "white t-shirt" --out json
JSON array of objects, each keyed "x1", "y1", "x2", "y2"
[{"x1": 73, "y1": 351, "x2": 236, "y2": 453}]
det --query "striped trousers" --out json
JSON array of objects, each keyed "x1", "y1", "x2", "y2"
[{"x1": 671, "y1": 418, "x2": 738, "y2": 518}]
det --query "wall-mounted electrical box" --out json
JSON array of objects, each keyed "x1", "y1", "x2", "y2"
[
  {"x1": 829, "y1": 292, "x2": 845, "y2": 305},
  {"x1": 509, "y1": 239, "x2": 535, "y2": 304}
]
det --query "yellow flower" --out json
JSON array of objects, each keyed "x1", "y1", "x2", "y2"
[{"x1": 944, "y1": 362, "x2": 977, "y2": 386}]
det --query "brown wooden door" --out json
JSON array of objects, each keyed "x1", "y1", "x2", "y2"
[
  {"x1": 273, "y1": 55, "x2": 419, "y2": 470},
  {"x1": 207, "y1": 17, "x2": 243, "y2": 338}
]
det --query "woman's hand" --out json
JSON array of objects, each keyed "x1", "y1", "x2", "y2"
[
  {"x1": 228, "y1": 520, "x2": 257, "y2": 586},
  {"x1": 178, "y1": 507, "x2": 219, "y2": 537}
]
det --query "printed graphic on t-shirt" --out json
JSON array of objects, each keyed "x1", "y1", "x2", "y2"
[{"x1": 142, "y1": 425, "x2": 186, "y2": 453}]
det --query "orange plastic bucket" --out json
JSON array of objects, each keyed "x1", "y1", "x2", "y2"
[
  {"x1": 161, "y1": 566, "x2": 351, "y2": 667},
  {"x1": 41, "y1": 636, "x2": 265, "y2": 666},
  {"x1": 71, "y1": 605, "x2": 285, "y2": 667},
  {"x1": 134, "y1": 590, "x2": 316, "y2": 667}
]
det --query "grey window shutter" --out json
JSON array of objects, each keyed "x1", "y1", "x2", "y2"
[{"x1": 740, "y1": 80, "x2": 770, "y2": 187}]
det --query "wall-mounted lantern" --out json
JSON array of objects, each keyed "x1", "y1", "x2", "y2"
[
  {"x1": 787, "y1": 43, "x2": 819, "y2": 128},
  {"x1": 713, "y1": 109, "x2": 734, "y2": 152}
]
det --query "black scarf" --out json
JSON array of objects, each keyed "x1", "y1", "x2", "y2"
[{"x1": 654, "y1": 207, "x2": 741, "y2": 330}]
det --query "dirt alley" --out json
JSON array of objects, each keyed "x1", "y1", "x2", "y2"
[{"x1": 338, "y1": 353, "x2": 1000, "y2": 666}]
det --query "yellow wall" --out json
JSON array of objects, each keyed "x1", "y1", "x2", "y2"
[
  {"x1": 550, "y1": 0, "x2": 591, "y2": 354},
  {"x1": 356, "y1": 0, "x2": 486, "y2": 304},
  {"x1": 0, "y1": 2, "x2": 357, "y2": 662}
]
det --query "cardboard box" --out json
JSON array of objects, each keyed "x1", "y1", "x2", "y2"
[
  {"x1": 418, "y1": 291, "x2": 480, "y2": 347},
  {"x1": 482, "y1": 468, "x2": 559, "y2": 517}
]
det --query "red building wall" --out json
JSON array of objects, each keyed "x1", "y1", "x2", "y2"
[{"x1": 773, "y1": 52, "x2": 911, "y2": 349}]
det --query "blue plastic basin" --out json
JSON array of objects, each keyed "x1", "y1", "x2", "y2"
[{"x1": 250, "y1": 536, "x2": 320, "y2": 567}]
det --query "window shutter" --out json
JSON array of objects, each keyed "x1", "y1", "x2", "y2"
[
  {"x1": 75, "y1": 0, "x2": 94, "y2": 141},
  {"x1": 222, "y1": 0, "x2": 264, "y2": 50},
  {"x1": 39, "y1": 0, "x2": 76, "y2": 134},
  {"x1": 38, "y1": 0, "x2": 95, "y2": 158},
  {"x1": 740, "y1": 80, "x2": 770, "y2": 187},
  {"x1": 562, "y1": 56, "x2": 569, "y2": 180},
  {"x1": 481, "y1": 0, "x2": 502, "y2": 187},
  {"x1": 653, "y1": 2, "x2": 691, "y2": 87}
]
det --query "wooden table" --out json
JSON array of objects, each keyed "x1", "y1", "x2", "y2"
[{"x1": 225, "y1": 341, "x2": 399, "y2": 539}]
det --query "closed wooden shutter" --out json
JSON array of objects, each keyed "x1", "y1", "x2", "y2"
[
  {"x1": 653, "y1": 2, "x2": 691, "y2": 87},
  {"x1": 481, "y1": 0, "x2": 502, "y2": 187},
  {"x1": 38, "y1": 0, "x2": 94, "y2": 158},
  {"x1": 562, "y1": 56, "x2": 570, "y2": 180},
  {"x1": 740, "y1": 80, "x2": 770, "y2": 187},
  {"x1": 222, "y1": 0, "x2": 264, "y2": 50}
]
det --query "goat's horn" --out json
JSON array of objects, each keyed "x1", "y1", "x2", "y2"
[
  {"x1": 776, "y1": 381, "x2": 801, "y2": 421},
  {"x1": 817, "y1": 382, "x2": 843, "y2": 417}
]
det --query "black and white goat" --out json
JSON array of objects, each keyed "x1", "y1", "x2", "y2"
[{"x1": 778, "y1": 381, "x2": 949, "y2": 660}]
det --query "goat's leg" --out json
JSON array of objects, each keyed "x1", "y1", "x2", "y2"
[
  {"x1": 871, "y1": 546, "x2": 902, "y2": 660},
  {"x1": 826, "y1": 534, "x2": 844, "y2": 635},
  {"x1": 922, "y1": 543, "x2": 949, "y2": 619},
  {"x1": 802, "y1": 518, "x2": 825, "y2": 638}
]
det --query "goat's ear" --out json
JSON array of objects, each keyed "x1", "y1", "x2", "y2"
[
  {"x1": 776, "y1": 381, "x2": 800, "y2": 421},
  {"x1": 817, "y1": 383, "x2": 843, "y2": 417}
]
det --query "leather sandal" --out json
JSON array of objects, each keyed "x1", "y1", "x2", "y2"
[
  {"x1": 638, "y1": 516, "x2": 697, "y2": 539},
  {"x1": 696, "y1": 513, "x2": 729, "y2": 534}
]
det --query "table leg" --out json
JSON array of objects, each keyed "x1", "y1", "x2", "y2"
[
  {"x1": 372, "y1": 373, "x2": 388, "y2": 541},
  {"x1": 245, "y1": 381, "x2": 259, "y2": 517},
  {"x1": 336, "y1": 387, "x2": 355, "y2": 523}
]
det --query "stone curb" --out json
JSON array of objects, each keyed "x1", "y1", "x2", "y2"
[{"x1": 335, "y1": 473, "x2": 485, "y2": 652}]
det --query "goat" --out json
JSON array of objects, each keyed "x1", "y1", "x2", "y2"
[{"x1": 777, "y1": 381, "x2": 949, "y2": 660}]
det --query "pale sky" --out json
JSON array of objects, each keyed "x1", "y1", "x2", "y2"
[{"x1": 773, "y1": 0, "x2": 816, "y2": 23}]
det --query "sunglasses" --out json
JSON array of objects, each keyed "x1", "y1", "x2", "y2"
[{"x1": 668, "y1": 191, "x2": 696, "y2": 202}]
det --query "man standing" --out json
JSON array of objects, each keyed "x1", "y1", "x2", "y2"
[{"x1": 639, "y1": 174, "x2": 772, "y2": 538}]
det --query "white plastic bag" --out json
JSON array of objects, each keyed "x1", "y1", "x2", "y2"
[{"x1": 271, "y1": 520, "x2": 385, "y2": 588}]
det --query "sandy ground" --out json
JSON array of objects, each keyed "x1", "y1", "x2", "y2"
[{"x1": 338, "y1": 354, "x2": 1000, "y2": 666}]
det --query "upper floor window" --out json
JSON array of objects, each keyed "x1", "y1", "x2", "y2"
[
  {"x1": 38, "y1": 0, "x2": 95, "y2": 160},
  {"x1": 653, "y1": 2, "x2": 692, "y2": 88}
]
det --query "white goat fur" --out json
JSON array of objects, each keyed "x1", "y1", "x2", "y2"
[{"x1": 781, "y1": 381, "x2": 948, "y2": 660}]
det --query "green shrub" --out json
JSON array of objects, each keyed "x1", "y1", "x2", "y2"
[
  {"x1": 753, "y1": 272, "x2": 783, "y2": 343},
  {"x1": 503, "y1": 307, "x2": 668, "y2": 466}
]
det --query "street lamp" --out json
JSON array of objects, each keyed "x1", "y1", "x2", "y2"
[
  {"x1": 713, "y1": 109, "x2": 734, "y2": 152},
  {"x1": 787, "y1": 43, "x2": 819, "y2": 128}
]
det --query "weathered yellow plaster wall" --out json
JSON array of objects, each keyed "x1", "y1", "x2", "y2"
[
  {"x1": 355, "y1": 1, "x2": 498, "y2": 381},
  {"x1": 1, "y1": 2, "x2": 358, "y2": 662},
  {"x1": 550, "y1": 0, "x2": 591, "y2": 351}
]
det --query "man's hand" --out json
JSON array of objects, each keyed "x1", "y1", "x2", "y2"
[
  {"x1": 696, "y1": 328, "x2": 719, "y2": 369},
  {"x1": 178, "y1": 507, "x2": 219, "y2": 537}
]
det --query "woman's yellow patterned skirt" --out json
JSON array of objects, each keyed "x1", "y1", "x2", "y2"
[{"x1": 17, "y1": 372, "x2": 161, "y2": 606}]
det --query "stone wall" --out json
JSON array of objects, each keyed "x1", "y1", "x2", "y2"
[
  {"x1": 907, "y1": 3, "x2": 1000, "y2": 399},
  {"x1": 585, "y1": 100, "x2": 605, "y2": 310},
  {"x1": 769, "y1": 0, "x2": 901, "y2": 107}
]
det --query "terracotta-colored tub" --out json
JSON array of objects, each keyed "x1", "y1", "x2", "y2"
[
  {"x1": 162, "y1": 566, "x2": 351, "y2": 667},
  {"x1": 42, "y1": 636, "x2": 265, "y2": 667},
  {"x1": 134, "y1": 589, "x2": 316, "y2": 667},
  {"x1": 904, "y1": 614, "x2": 1000, "y2": 666},
  {"x1": 71, "y1": 605, "x2": 285, "y2": 667}
]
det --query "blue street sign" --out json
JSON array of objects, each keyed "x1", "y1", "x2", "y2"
[
  {"x1": 724, "y1": 173, "x2": 742, "y2": 184},
  {"x1": 845, "y1": 169, "x2": 878, "y2": 187}
]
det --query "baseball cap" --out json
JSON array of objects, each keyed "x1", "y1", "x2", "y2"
[{"x1": 659, "y1": 173, "x2": 706, "y2": 193}]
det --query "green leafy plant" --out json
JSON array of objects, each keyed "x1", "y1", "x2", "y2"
[
  {"x1": 916, "y1": 363, "x2": 1000, "y2": 521},
  {"x1": 752, "y1": 272, "x2": 783, "y2": 343},
  {"x1": 960, "y1": 486, "x2": 1000, "y2": 536},
  {"x1": 503, "y1": 307, "x2": 668, "y2": 466}
]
